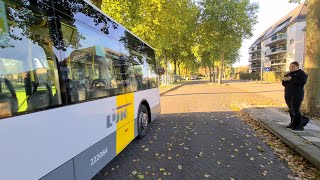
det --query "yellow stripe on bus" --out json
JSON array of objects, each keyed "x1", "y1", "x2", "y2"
[{"x1": 116, "y1": 93, "x2": 135, "y2": 154}]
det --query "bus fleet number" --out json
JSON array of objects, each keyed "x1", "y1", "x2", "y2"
[{"x1": 90, "y1": 147, "x2": 108, "y2": 166}]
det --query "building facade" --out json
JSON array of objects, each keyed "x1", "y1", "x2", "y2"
[{"x1": 248, "y1": 4, "x2": 307, "y2": 73}]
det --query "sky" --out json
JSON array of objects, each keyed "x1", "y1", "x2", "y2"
[{"x1": 233, "y1": 0, "x2": 304, "y2": 67}]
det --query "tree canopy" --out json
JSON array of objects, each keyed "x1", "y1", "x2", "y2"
[{"x1": 91, "y1": 0, "x2": 258, "y2": 80}]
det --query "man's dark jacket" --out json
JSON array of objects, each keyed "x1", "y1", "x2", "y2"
[{"x1": 282, "y1": 69, "x2": 308, "y2": 97}]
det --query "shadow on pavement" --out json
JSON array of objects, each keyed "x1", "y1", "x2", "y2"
[{"x1": 93, "y1": 111, "x2": 293, "y2": 180}]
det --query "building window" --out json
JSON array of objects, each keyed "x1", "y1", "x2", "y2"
[{"x1": 290, "y1": 39, "x2": 294, "y2": 45}]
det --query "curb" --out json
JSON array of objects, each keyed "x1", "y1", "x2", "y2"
[
  {"x1": 160, "y1": 83, "x2": 185, "y2": 96},
  {"x1": 237, "y1": 105, "x2": 320, "y2": 170}
]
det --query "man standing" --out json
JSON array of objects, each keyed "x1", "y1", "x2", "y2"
[{"x1": 282, "y1": 61, "x2": 308, "y2": 131}]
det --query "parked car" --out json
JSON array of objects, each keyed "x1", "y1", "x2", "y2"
[
  {"x1": 173, "y1": 75, "x2": 184, "y2": 82},
  {"x1": 190, "y1": 75, "x2": 198, "y2": 80}
]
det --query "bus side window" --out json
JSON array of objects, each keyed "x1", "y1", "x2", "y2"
[
  {"x1": 0, "y1": 1, "x2": 61, "y2": 119},
  {"x1": 146, "y1": 56, "x2": 159, "y2": 88},
  {"x1": 58, "y1": 18, "x2": 122, "y2": 103}
]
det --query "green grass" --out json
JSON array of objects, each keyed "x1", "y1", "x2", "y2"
[
  {"x1": 16, "y1": 89, "x2": 28, "y2": 112},
  {"x1": 172, "y1": 81, "x2": 185, "y2": 85},
  {"x1": 15, "y1": 87, "x2": 56, "y2": 112}
]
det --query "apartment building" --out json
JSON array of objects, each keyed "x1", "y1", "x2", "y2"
[{"x1": 248, "y1": 4, "x2": 307, "y2": 73}]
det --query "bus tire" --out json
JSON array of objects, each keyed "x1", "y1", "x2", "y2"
[{"x1": 137, "y1": 104, "x2": 149, "y2": 138}]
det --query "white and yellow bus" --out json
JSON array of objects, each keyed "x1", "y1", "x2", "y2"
[{"x1": 0, "y1": 0, "x2": 160, "y2": 179}]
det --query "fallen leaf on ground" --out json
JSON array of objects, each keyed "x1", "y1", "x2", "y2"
[
  {"x1": 257, "y1": 146, "x2": 265, "y2": 152},
  {"x1": 137, "y1": 174, "x2": 144, "y2": 179},
  {"x1": 159, "y1": 168, "x2": 165, "y2": 172}
]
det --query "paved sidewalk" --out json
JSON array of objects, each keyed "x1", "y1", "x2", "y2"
[{"x1": 237, "y1": 104, "x2": 320, "y2": 169}]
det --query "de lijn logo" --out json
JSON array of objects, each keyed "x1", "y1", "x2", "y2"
[{"x1": 106, "y1": 103, "x2": 131, "y2": 129}]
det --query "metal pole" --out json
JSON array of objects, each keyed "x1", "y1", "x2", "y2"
[{"x1": 260, "y1": 57, "x2": 263, "y2": 83}]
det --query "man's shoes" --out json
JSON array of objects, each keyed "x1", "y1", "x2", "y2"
[
  {"x1": 302, "y1": 116, "x2": 310, "y2": 127},
  {"x1": 302, "y1": 119, "x2": 309, "y2": 127},
  {"x1": 287, "y1": 122, "x2": 294, "y2": 128},
  {"x1": 291, "y1": 126, "x2": 304, "y2": 131}
]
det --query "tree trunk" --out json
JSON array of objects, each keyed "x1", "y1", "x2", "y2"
[
  {"x1": 212, "y1": 60, "x2": 215, "y2": 82},
  {"x1": 205, "y1": 67, "x2": 207, "y2": 76},
  {"x1": 185, "y1": 67, "x2": 187, "y2": 78},
  {"x1": 209, "y1": 66, "x2": 212, "y2": 81},
  {"x1": 173, "y1": 56, "x2": 177, "y2": 82},
  {"x1": 173, "y1": 59, "x2": 177, "y2": 75},
  {"x1": 216, "y1": 66, "x2": 219, "y2": 82},
  {"x1": 302, "y1": 0, "x2": 320, "y2": 116},
  {"x1": 178, "y1": 62, "x2": 181, "y2": 75},
  {"x1": 218, "y1": 53, "x2": 224, "y2": 84},
  {"x1": 163, "y1": 49, "x2": 168, "y2": 84}
]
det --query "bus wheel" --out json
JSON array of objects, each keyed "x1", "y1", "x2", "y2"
[{"x1": 137, "y1": 105, "x2": 149, "y2": 138}]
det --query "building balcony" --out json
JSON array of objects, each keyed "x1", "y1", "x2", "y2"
[
  {"x1": 265, "y1": 47, "x2": 287, "y2": 57},
  {"x1": 250, "y1": 64, "x2": 261, "y2": 69},
  {"x1": 249, "y1": 56, "x2": 261, "y2": 62},
  {"x1": 251, "y1": 67, "x2": 261, "y2": 69},
  {"x1": 271, "y1": 63, "x2": 286, "y2": 67},
  {"x1": 249, "y1": 47, "x2": 262, "y2": 54},
  {"x1": 265, "y1": 33, "x2": 287, "y2": 46},
  {"x1": 271, "y1": 59, "x2": 286, "y2": 66}
]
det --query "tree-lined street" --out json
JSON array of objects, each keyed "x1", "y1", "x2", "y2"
[{"x1": 91, "y1": 0, "x2": 320, "y2": 115}]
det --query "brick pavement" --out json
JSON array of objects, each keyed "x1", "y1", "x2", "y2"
[{"x1": 93, "y1": 81, "x2": 294, "y2": 180}]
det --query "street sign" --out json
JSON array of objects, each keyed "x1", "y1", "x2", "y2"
[{"x1": 264, "y1": 67, "x2": 271, "y2": 71}]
